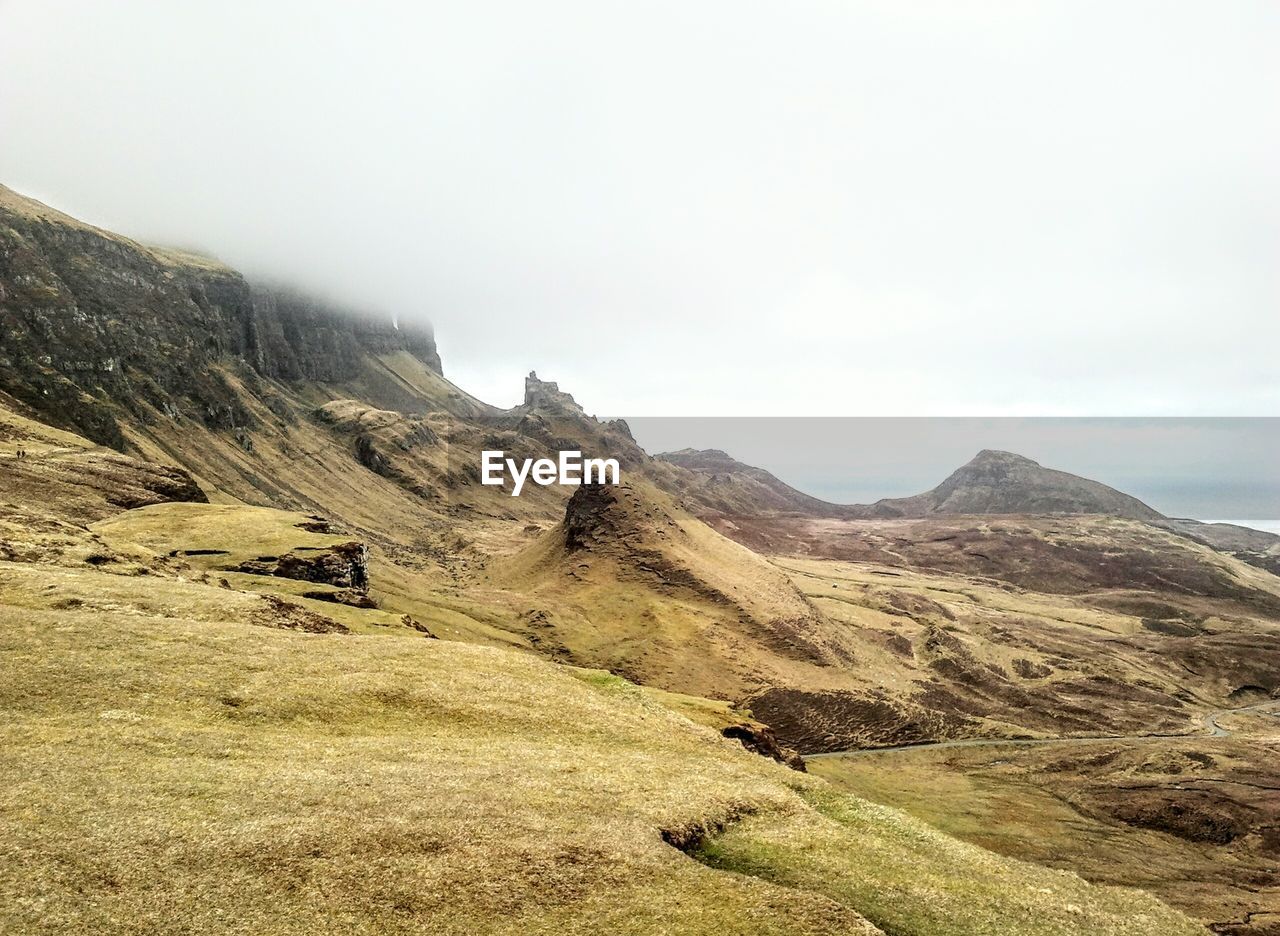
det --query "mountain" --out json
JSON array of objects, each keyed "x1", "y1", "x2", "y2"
[
  {"x1": 660, "y1": 447, "x2": 1169, "y2": 525},
  {"x1": 3, "y1": 184, "x2": 1278, "y2": 933},
  {"x1": 852, "y1": 449, "x2": 1169, "y2": 524},
  {"x1": 5, "y1": 184, "x2": 1277, "y2": 707},
  {"x1": 670, "y1": 446, "x2": 1280, "y2": 585},
  {"x1": 658, "y1": 448, "x2": 844, "y2": 517}
]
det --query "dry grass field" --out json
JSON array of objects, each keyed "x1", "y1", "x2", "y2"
[
  {"x1": 809, "y1": 717, "x2": 1280, "y2": 933},
  {"x1": 0, "y1": 555, "x2": 1207, "y2": 935}
]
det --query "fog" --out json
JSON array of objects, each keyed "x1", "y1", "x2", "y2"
[{"x1": 1, "y1": 1, "x2": 1276, "y2": 416}]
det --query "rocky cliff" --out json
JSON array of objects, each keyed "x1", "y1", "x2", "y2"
[{"x1": 0, "y1": 185, "x2": 441, "y2": 449}]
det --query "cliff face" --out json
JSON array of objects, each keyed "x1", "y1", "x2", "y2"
[
  {"x1": 0, "y1": 185, "x2": 441, "y2": 449},
  {"x1": 244, "y1": 287, "x2": 441, "y2": 383}
]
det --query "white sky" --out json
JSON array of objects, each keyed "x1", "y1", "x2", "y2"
[{"x1": 1, "y1": 0, "x2": 1276, "y2": 415}]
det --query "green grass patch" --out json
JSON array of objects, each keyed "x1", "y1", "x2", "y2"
[{"x1": 692, "y1": 786, "x2": 1206, "y2": 936}]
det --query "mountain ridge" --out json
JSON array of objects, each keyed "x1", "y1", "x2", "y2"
[
  {"x1": 0, "y1": 184, "x2": 444, "y2": 450},
  {"x1": 665, "y1": 446, "x2": 1174, "y2": 526},
  {"x1": 855, "y1": 448, "x2": 1170, "y2": 525}
]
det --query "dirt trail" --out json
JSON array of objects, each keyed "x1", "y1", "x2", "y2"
[{"x1": 805, "y1": 699, "x2": 1280, "y2": 761}]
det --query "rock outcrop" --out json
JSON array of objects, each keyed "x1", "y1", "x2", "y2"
[
  {"x1": 546, "y1": 480, "x2": 836, "y2": 667},
  {"x1": 564, "y1": 482, "x2": 635, "y2": 554},
  {"x1": 562, "y1": 483, "x2": 731, "y2": 606},
  {"x1": 238, "y1": 541, "x2": 370, "y2": 592},
  {"x1": 522, "y1": 371, "x2": 585, "y2": 416}
]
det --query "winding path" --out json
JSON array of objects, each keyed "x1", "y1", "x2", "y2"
[{"x1": 805, "y1": 698, "x2": 1280, "y2": 761}]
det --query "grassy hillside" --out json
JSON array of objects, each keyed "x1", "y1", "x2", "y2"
[
  {"x1": 486, "y1": 480, "x2": 854, "y2": 701},
  {"x1": 809, "y1": 730, "x2": 1280, "y2": 931},
  {"x1": 0, "y1": 556, "x2": 1205, "y2": 935}
]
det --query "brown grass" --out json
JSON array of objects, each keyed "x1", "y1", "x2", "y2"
[{"x1": 0, "y1": 557, "x2": 1205, "y2": 934}]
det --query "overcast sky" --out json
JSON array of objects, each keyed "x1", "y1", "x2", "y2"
[{"x1": 1, "y1": 1, "x2": 1276, "y2": 415}]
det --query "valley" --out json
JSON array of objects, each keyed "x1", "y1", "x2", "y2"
[
  {"x1": 2, "y1": 183, "x2": 1279, "y2": 933},
  {"x1": 809, "y1": 702, "x2": 1280, "y2": 933}
]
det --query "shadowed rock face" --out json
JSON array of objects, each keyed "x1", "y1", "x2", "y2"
[
  {"x1": 719, "y1": 722, "x2": 806, "y2": 772},
  {"x1": 562, "y1": 482, "x2": 734, "y2": 604},
  {"x1": 564, "y1": 482, "x2": 628, "y2": 553},
  {"x1": 0, "y1": 185, "x2": 441, "y2": 450}
]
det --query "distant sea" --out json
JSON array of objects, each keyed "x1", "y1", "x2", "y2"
[{"x1": 1205, "y1": 520, "x2": 1280, "y2": 537}]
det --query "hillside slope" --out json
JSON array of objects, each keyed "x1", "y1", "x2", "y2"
[
  {"x1": 0, "y1": 392, "x2": 1206, "y2": 935},
  {"x1": 6, "y1": 188, "x2": 1279, "y2": 753},
  {"x1": 658, "y1": 448, "x2": 844, "y2": 517},
  {"x1": 0, "y1": 537, "x2": 1206, "y2": 935},
  {"x1": 488, "y1": 480, "x2": 856, "y2": 703}
]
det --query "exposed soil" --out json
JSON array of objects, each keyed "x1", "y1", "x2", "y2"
[
  {"x1": 1077, "y1": 788, "x2": 1254, "y2": 845},
  {"x1": 254, "y1": 595, "x2": 350, "y2": 634},
  {"x1": 748, "y1": 686, "x2": 975, "y2": 753},
  {"x1": 720, "y1": 722, "x2": 807, "y2": 771}
]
